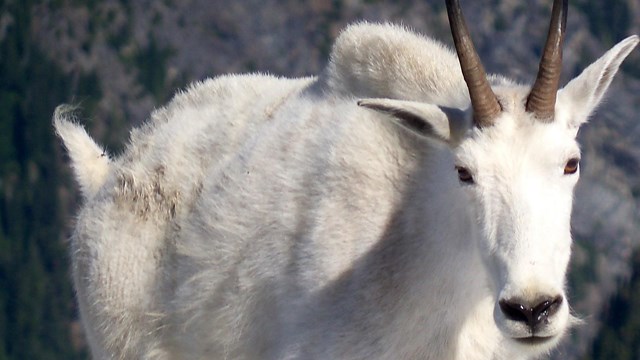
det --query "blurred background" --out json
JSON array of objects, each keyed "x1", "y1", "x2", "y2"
[{"x1": 1, "y1": 0, "x2": 640, "y2": 358}]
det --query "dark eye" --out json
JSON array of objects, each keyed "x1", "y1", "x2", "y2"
[
  {"x1": 456, "y1": 166, "x2": 474, "y2": 184},
  {"x1": 564, "y1": 158, "x2": 580, "y2": 175}
]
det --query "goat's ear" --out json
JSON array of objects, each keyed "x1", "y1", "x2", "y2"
[
  {"x1": 558, "y1": 35, "x2": 639, "y2": 129},
  {"x1": 357, "y1": 98, "x2": 469, "y2": 145}
]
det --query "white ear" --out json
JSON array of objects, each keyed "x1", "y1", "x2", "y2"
[
  {"x1": 357, "y1": 98, "x2": 469, "y2": 145},
  {"x1": 558, "y1": 35, "x2": 639, "y2": 128}
]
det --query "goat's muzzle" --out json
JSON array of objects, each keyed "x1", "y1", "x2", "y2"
[{"x1": 499, "y1": 295, "x2": 564, "y2": 335}]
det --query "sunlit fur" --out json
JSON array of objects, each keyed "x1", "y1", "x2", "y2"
[{"x1": 54, "y1": 23, "x2": 638, "y2": 359}]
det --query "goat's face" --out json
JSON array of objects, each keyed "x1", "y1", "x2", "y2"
[
  {"x1": 442, "y1": 0, "x2": 634, "y2": 353},
  {"x1": 453, "y1": 85, "x2": 577, "y2": 352},
  {"x1": 358, "y1": 30, "x2": 638, "y2": 354}
]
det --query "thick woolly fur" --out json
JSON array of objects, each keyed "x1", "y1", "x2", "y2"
[{"x1": 54, "y1": 23, "x2": 639, "y2": 359}]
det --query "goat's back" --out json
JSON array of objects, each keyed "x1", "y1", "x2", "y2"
[{"x1": 69, "y1": 74, "x2": 321, "y2": 357}]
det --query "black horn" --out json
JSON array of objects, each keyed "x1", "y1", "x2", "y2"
[
  {"x1": 446, "y1": 0, "x2": 502, "y2": 127},
  {"x1": 525, "y1": 0, "x2": 568, "y2": 121}
]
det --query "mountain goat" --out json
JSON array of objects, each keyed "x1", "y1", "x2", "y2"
[{"x1": 55, "y1": 0, "x2": 638, "y2": 358}]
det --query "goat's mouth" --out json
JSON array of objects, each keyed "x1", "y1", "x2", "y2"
[{"x1": 513, "y1": 335, "x2": 556, "y2": 346}]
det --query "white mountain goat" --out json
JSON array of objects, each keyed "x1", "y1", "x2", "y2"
[{"x1": 55, "y1": 0, "x2": 638, "y2": 358}]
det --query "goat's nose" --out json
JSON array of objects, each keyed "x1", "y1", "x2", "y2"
[{"x1": 499, "y1": 296, "x2": 563, "y2": 330}]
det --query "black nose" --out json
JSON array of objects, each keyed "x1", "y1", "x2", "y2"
[{"x1": 499, "y1": 296, "x2": 563, "y2": 331}]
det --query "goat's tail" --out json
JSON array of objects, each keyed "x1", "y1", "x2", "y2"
[{"x1": 54, "y1": 105, "x2": 111, "y2": 199}]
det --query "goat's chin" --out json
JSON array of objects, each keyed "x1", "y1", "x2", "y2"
[
  {"x1": 503, "y1": 333, "x2": 563, "y2": 355},
  {"x1": 495, "y1": 306, "x2": 571, "y2": 355}
]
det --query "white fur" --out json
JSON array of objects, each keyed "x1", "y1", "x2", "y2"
[
  {"x1": 54, "y1": 105, "x2": 111, "y2": 198},
  {"x1": 54, "y1": 23, "x2": 638, "y2": 359}
]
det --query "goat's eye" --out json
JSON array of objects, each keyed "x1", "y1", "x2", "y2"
[
  {"x1": 456, "y1": 166, "x2": 474, "y2": 184},
  {"x1": 564, "y1": 158, "x2": 580, "y2": 175}
]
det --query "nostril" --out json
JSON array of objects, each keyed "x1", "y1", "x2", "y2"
[
  {"x1": 499, "y1": 299, "x2": 533, "y2": 324},
  {"x1": 532, "y1": 296, "x2": 563, "y2": 324}
]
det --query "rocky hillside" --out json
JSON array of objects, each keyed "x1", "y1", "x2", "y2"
[{"x1": 2, "y1": 0, "x2": 640, "y2": 358}]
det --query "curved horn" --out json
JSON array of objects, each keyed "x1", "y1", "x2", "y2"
[
  {"x1": 526, "y1": 0, "x2": 568, "y2": 121},
  {"x1": 446, "y1": 0, "x2": 501, "y2": 127}
]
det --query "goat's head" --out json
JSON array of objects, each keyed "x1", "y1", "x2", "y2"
[{"x1": 359, "y1": 0, "x2": 638, "y2": 354}]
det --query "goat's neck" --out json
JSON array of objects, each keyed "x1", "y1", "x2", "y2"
[{"x1": 331, "y1": 153, "x2": 495, "y2": 358}]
